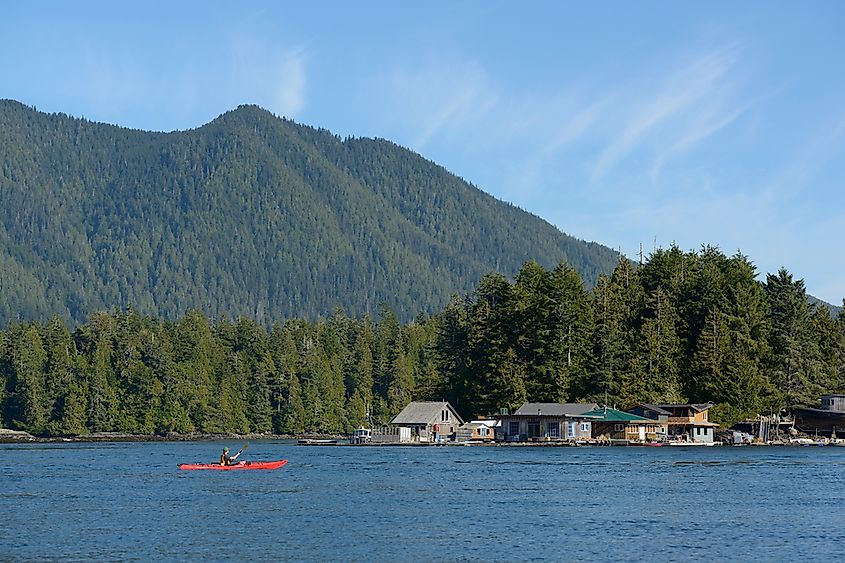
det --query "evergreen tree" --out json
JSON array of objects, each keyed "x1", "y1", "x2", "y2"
[
  {"x1": 435, "y1": 296, "x2": 470, "y2": 413},
  {"x1": 41, "y1": 316, "x2": 82, "y2": 434},
  {"x1": 344, "y1": 317, "x2": 375, "y2": 427},
  {"x1": 589, "y1": 258, "x2": 644, "y2": 406},
  {"x1": 513, "y1": 261, "x2": 556, "y2": 401},
  {"x1": 10, "y1": 324, "x2": 48, "y2": 433},
  {"x1": 547, "y1": 263, "x2": 594, "y2": 403},
  {"x1": 81, "y1": 323, "x2": 119, "y2": 433},
  {"x1": 0, "y1": 330, "x2": 7, "y2": 428},
  {"x1": 373, "y1": 305, "x2": 401, "y2": 420},
  {"x1": 465, "y1": 273, "x2": 525, "y2": 416},
  {"x1": 387, "y1": 342, "x2": 415, "y2": 414},
  {"x1": 406, "y1": 315, "x2": 443, "y2": 401},
  {"x1": 812, "y1": 306, "x2": 844, "y2": 393},
  {"x1": 172, "y1": 310, "x2": 218, "y2": 431},
  {"x1": 765, "y1": 268, "x2": 823, "y2": 408},
  {"x1": 313, "y1": 321, "x2": 349, "y2": 432},
  {"x1": 634, "y1": 288, "x2": 683, "y2": 405},
  {"x1": 269, "y1": 324, "x2": 305, "y2": 434},
  {"x1": 838, "y1": 301, "x2": 845, "y2": 390},
  {"x1": 710, "y1": 256, "x2": 772, "y2": 423}
]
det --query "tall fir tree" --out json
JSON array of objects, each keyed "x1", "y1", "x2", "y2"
[
  {"x1": 465, "y1": 273, "x2": 525, "y2": 416},
  {"x1": 765, "y1": 268, "x2": 823, "y2": 408},
  {"x1": 10, "y1": 324, "x2": 48, "y2": 433}
]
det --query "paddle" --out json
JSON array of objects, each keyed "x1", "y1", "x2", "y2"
[{"x1": 233, "y1": 442, "x2": 248, "y2": 462}]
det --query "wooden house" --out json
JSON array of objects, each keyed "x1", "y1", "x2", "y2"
[
  {"x1": 498, "y1": 402, "x2": 599, "y2": 442},
  {"x1": 638, "y1": 403, "x2": 718, "y2": 443},
  {"x1": 390, "y1": 401, "x2": 464, "y2": 443},
  {"x1": 627, "y1": 404, "x2": 671, "y2": 440},
  {"x1": 794, "y1": 394, "x2": 845, "y2": 437},
  {"x1": 456, "y1": 419, "x2": 498, "y2": 443},
  {"x1": 581, "y1": 406, "x2": 659, "y2": 443}
]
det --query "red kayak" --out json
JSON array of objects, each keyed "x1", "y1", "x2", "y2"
[{"x1": 178, "y1": 459, "x2": 288, "y2": 471}]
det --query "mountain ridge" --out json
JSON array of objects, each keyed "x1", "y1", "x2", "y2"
[{"x1": 0, "y1": 100, "x2": 622, "y2": 324}]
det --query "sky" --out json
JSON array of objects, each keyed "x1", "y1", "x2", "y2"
[{"x1": 2, "y1": 1, "x2": 844, "y2": 304}]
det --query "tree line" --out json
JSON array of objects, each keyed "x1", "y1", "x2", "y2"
[{"x1": 1, "y1": 246, "x2": 843, "y2": 436}]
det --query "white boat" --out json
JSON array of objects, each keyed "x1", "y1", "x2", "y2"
[
  {"x1": 666, "y1": 439, "x2": 720, "y2": 446},
  {"x1": 349, "y1": 427, "x2": 372, "y2": 444}
]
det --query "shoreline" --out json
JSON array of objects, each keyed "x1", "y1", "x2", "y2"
[
  {"x1": 1, "y1": 428, "x2": 832, "y2": 447},
  {"x1": 0, "y1": 429, "x2": 343, "y2": 444}
]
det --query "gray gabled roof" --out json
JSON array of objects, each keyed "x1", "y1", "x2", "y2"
[
  {"x1": 391, "y1": 401, "x2": 464, "y2": 425},
  {"x1": 633, "y1": 404, "x2": 673, "y2": 416},
  {"x1": 512, "y1": 402, "x2": 599, "y2": 417},
  {"x1": 654, "y1": 403, "x2": 714, "y2": 413}
]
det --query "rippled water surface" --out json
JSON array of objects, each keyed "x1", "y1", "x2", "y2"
[{"x1": 3, "y1": 442, "x2": 845, "y2": 561}]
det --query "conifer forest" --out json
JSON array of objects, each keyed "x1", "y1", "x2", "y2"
[{"x1": 2, "y1": 249, "x2": 843, "y2": 436}]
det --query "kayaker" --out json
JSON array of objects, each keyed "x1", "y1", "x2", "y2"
[{"x1": 219, "y1": 447, "x2": 241, "y2": 466}]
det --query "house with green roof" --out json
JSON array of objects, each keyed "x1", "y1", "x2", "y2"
[{"x1": 580, "y1": 406, "x2": 661, "y2": 444}]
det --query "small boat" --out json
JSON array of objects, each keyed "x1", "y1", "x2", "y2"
[
  {"x1": 178, "y1": 459, "x2": 288, "y2": 471},
  {"x1": 666, "y1": 440, "x2": 719, "y2": 446},
  {"x1": 349, "y1": 428, "x2": 372, "y2": 445},
  {"x1": 297, "y1": 439, "x2": 339, "y2": 445}
]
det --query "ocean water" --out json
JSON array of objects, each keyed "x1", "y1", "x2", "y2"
[{"x1": 3, "y1": 441, "x2": 845, "y2": 561}]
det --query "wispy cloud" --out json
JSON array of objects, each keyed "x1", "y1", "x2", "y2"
[
  {"x1": 772, "y1": 112, "x2": 845, "y2": 196},
  {"x1": 542, "y1": 97, "x2": 609, "y2": 157},
  {"x1": 228, "y1": 34, "x2": 307, "y2": 118},
  {"x1": 649, "y1": 96, "x2": 754, "y2": 181},
  {"x1": 388, "y1": 58, "x2": 498, "y2": 149},
  {"x1": 592, "y1": 46, "x2": 742, "y2": 181},
  {"x1": 272, "y1": 47, "x2": 306, "y2": 117}
]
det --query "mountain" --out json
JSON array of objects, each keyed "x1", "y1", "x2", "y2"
[
  {"x1": 0, "y1": 100, "x2": 621, "y2": 324},
  {"x1": 809, "y1": 295, "x2": 841, "y2": 317}
]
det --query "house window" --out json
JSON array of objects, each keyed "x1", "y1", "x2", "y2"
[
  {"x1": 509, "y1": 421, "x2": 520, "y2": 436},
  {"x1": 580, "y1": 422, "x2": 590, "y2": 433},
  {"x1": 479, "y1": 428, "x2": 489, "y2": 436},
  {"x1": 547, "y1": 422, "x2": 560, "y2": 438},
  {"x1": 614, "y1": 424, "x2": 624, "y2": 432},
  {"x1": 446, "y1": 410, "x2": 450, "y2": 421}
]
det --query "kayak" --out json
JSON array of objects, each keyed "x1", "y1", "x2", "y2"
[{"x1": 178, "y1": 459, "x2": 288, "y2": 471}]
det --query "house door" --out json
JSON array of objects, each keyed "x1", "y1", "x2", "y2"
[
  {"x1": 527, "y1": 422, "x2": 541, "y2": 438},
  {"x1": 638, "y1": 426, "x2": 645, "y2": 442}
]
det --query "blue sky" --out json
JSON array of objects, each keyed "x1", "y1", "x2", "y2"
[{"x1": 3, "y1": 1, "x2": 844, "y2": 304}]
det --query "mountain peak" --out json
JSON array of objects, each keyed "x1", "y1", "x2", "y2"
[{"x1": 0, "y1": 100, "x2": 621, "y2": 325}]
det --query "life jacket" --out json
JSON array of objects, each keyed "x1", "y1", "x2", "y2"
[{"x1": 220, "y1": 453, "x2": 229, "y2": 466}]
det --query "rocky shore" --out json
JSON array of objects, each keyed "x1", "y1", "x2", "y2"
[{"x1": 0, "y1": 428, "x2": 344, "y2": 444}]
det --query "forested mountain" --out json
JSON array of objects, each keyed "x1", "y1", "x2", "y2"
[
  {"x1": 0, "y1": 100, "x2": 620, "y2": 325},
  {"x1": 2, "y1": 100, "x2": 840, "y2": 437}
]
